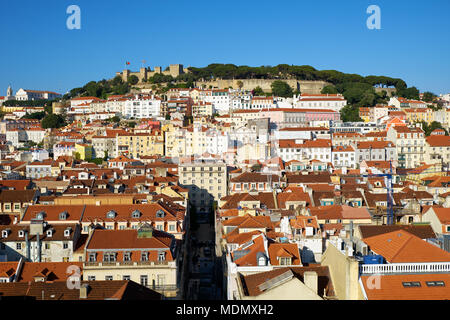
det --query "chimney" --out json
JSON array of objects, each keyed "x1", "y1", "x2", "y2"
[
  {"x1": 303, "y1": 271, "x2": 318, "y2": 295},
  {"x1": 80, "y1": 283, "x2": 90, "y2": 299}
]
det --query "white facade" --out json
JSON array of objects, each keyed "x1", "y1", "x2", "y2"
[
  {"x1": 332, "y1": 147, "x2": 356, "y2": 168},
  {"x1": 15, "y1": 88, "x2": 61, "y2": 101},
  {"x1": 124, "y1": 96, "x2": 161, "y2": 119}
]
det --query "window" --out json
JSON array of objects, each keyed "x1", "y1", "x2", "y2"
[
  {"x1": 124, "y1": 252, "x2": 131, "y2": 261},
  {"x1": 106, "y1": 210, "x2": 117, "y2": 219},
  {"x1": 279, "y1": 257, "x2": 291, "y2": 266},
  {"x1": 88, "y1": 253, "x2": 96, "y2": 262},
  {"x1": 103, "y1": 252, "x2": 116, "y2": 262},
  {"x1": 63, "y1": 242, "x2": 69, "y2": 249},
  {"x1": 426, "y1": 281, "x2": 445, "y2": 287},
  {"x1": 158, "y1": 251, "x2": 165, "y2": 261},
  {"x1": 156, "y1": 210, "x2": 165, "y2": 218},
  {"x1": 402, "y1": 282, "x2": 421, "y2": 288},
  {"x1": 0, "y1": 243, "x2": 5, "y2": 250},
  {"x1": 105, "y1": 276, "x2": 113, "y2": 281},
  {"x1": 132, "y1": 210, "x2": 141, "y2": 218},
  {"x1": 140, "y1": 275, "x2": 148, "y2": 286},
  {"x1": 169, "y1": 224, "x2": 175, "y2": 232},
  {"x1": 45, "y1": 243, "x2": 50, "y2": 250},
  {"x1": 123, "y1": 275, "x2": 131, "y2": 281},
  {"x1": 141, "y1": 252, "x2": 148, "y2": 261},
  {"x1": 87, "y1": 276, "x2": 96, "y2": 281},
  {"x1": 59, "y1": 211, "x2": 68, "y2": 220},
  {"x1": 16, "y1": 243, "x2": 22, "y2": 250}
]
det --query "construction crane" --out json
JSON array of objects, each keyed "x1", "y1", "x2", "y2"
[{"x1": 341, "y1": 161, "x2": 394, "y2": 225}]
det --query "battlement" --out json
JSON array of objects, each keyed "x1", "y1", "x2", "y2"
[{"x1": 115, "y1": 64, "x2": 186, "y2": 83}]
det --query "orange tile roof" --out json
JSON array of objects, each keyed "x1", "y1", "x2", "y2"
[
  {"x1": 361, "y1": 273, "x2": 450, "y2": 300},
  {"x1": 363, "y1": 230, "x2": 450, "y2": 263},
  {"x1": 268, "y1": 243, "x2": 301, "y2": 266}
]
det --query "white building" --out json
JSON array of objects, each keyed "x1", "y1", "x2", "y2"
[
  {"x1": 15, "y1": 89, "x2": 61, "y2": 101},
  {"x1": 204, "y1": 89, "x2": 230, "y2": 114},
  {"x1": 277, "y1": 139, "x2": 332, "y2": 163},
  {"x1": 295, "y1": 94, "x2": 347, "y2": 112},
  {"x1": 53, "y1": 141, "x2": 76, "y2": 159},
  {"x1": 124, "y1": 95, "x2": 161, "y2": 119},
  {"x1": 332, "y1": 145, "x2": 356, "y2": 169}
]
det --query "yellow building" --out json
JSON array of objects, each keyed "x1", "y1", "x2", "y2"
[
  {"x1": 321, "y1": 242, "x2": 364, "y2": 300},
  {"x1": 116, "y1": 131, "x2": 164, "y2": 158},
  {"x1": 192, "y1": 102, "x2": 213, "y2": 117},
  {"x1": 359, "y1": 107, "x2": 371, "y2": 122},
  {"x1": 179, "y1": 160, "x2": 227, "y2": 213},
  {"x1": 404, "y1": 108, "x2": 434, "y2": 124},
  {"x1": 75, "y1": 143, "x2": 93, "y2": 160}
]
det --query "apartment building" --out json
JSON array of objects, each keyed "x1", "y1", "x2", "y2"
[
  {"x1": 116, "y1": 131, "x2": 164, "y2": 159},
  {"x1": 82, "y1": 225, "x2": 178, "y2": 298},
  {"x1": 387, "y1": 126, "x2": 425, "y2": 168},
  {"x1": 179, "y1": 160, "x2": 227, "y2": 213}
]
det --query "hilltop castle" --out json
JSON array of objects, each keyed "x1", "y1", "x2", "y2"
[{"x1": 116, "y1": 64, "x2": 189, "y2": 83}]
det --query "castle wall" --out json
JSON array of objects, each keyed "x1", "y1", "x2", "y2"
[{"x1": 195, "y1": 79, "x2": 331, "y2": 94}]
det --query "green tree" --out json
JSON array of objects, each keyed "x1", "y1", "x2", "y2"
[
  {"x1": 128, "y1": 75, "x2": 139, "y2": 85},
  {"x1": 419, "y1": 121, "x2": 448, "y2": 136},
  {"x1": 23, "y1": 112, "x2": 46, "y2": 120},
  {"x1": 321, "y1": 85, "x2": 338, "y2": 94},
  {"x1": 340, "y1": 105, "x2": 363, "y2": 122},
  {"x1": 41, "y1": 114, "x2": 66, "y2": 129},
  {"x1": 422, "y1": 91, "x2": 436, "y2": 103},
  {"x1": 109, "y1": 116, "x2": 120, "y2": 123},
  {"x1": 252, "y1": 86, "x2": 265, "y2": 96},
  {"x1": 271, "y1": 80, "x2": 293, "y2": 98}
]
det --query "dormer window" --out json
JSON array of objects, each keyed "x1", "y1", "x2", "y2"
[
  {"x1": 88, "y1": 252, "x2": 96, "y2": 262},
  {"x1": 106, "y1": 210, "x2": 117, "y2": 219},
  {"x1": 124, "y1": 252, "x2": 131, "y2": 261},
  {"x1": 103, "y1": 252, "x2": 116, "y2": 262},
  {"x1": 158, "y1": 251, "x2": 166, "y2": 261},
  {"x1": 46, "y1": 229, "x2": 53, "y2": 237},
  {"x1": 18, "y1": 230, "x2": 25, "y2": 237},
  {"x1": 156, "y1": 210, "x2": 165, "y2": 218},
  {"x1": 1, "y1": 230, "x2": 9, "y2": 238},
  {"x1": 64, "y1": 228, "x2": 71, "y2": 237},
  {"x1": 131, "y1": 210, "x2": 141, "y2": 218},
  {"x1": 36, "y1": 212, "x2": 45, "y2": 220},
  {"x1": 141, "y1": 252, "x2": 148, "y2": 261},
  {"x1": 59, "y1": 211, "x2": 68, "y2": 220}
]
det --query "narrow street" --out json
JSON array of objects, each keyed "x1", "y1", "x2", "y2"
[{"x1": 184, "y1": 213, "x2": 224, "y2": 300}]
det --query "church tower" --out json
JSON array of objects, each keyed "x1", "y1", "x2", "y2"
[{"x1": 6, "y1": 85, "x2": 12, "y2": 98}]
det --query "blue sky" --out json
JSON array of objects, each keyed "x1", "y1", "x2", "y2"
[{"x1": 0, "y1": 0, "x2": 449, "y2": 95}]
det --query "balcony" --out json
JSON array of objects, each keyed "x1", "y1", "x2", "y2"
[
  {"x1": 83, "y1": 261, "x2": 176, "y2": 269},
  {"x1": 360, "y1": 262, "x2": 450, "y2": 275}
]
